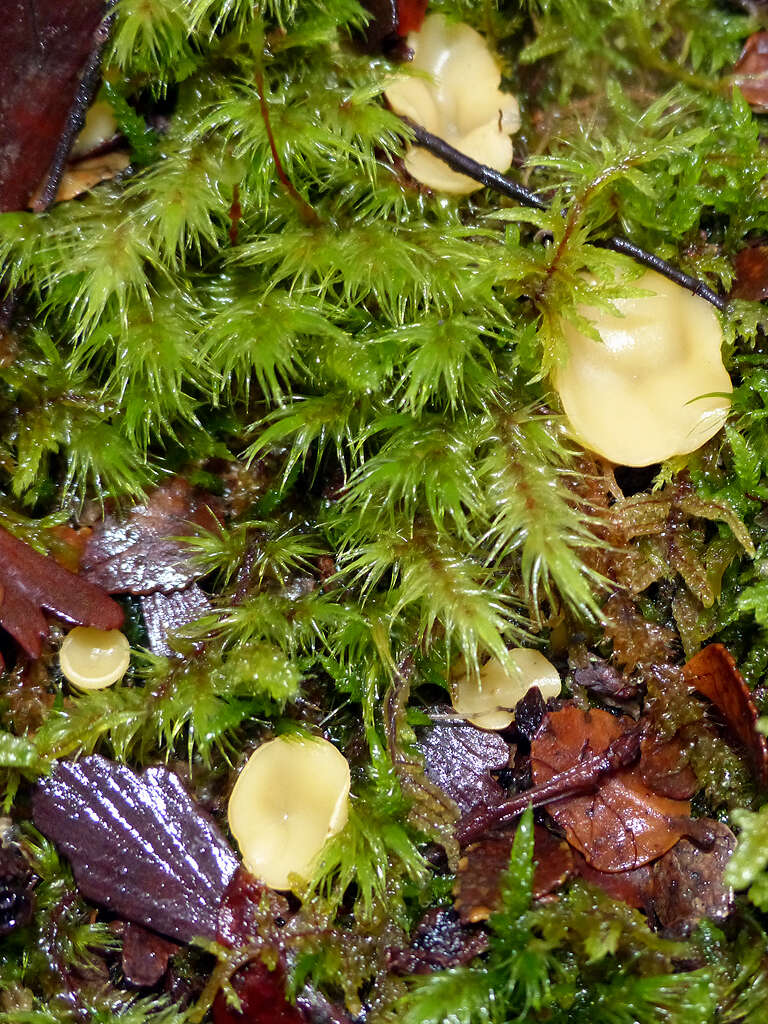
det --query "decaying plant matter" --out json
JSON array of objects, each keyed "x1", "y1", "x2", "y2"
[{"x1": 3, "y1": 1, "x2": 768, "y2": 1023}]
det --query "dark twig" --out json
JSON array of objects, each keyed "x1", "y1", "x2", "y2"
[
  {"x1": 32, "y1": 9, "x2": 116, "y2": 213},
  {"x1": 406, "y1": 121, "x2": 727, "y2": 312},
  {"x1": 455, "y1": 727, "x2": 642, "y2": 846}
]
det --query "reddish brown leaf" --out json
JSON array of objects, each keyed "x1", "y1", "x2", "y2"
[
  {"x1": 640, "y1": 736, "x2": 699, "y2": 801},
  {"x1": 454, "y1": 825, "x2": 574, "y2": 924},
  {"x1": 121, "y1": 922, "x2": 178, "y2": 987},
  {"x1": 648, "y1": 821, "x2": 735, "y2": 937},
  {"x1": 734, "y1": 32, "x2": 768, "y2": 112},
  {"x1": 0, "y1": 525, "x2": 124, "y2": 658},
  {"x1": 0, "y1": 1, "x2": 107, "y2": 211},
  {"x1": 81, "y1": 478, "x2": 222, "y2": 596},
  {"x1": 731, "y1": 245, "x2": 768, "y2": 301},
  {"x1": 398, "y1": 0, "x2": 428, "y2": 34},
  {"x1": 683, "y1": 644, "x2": 768, "y2": 784},
  {"x1": 571, "y1": 850, "x2": 652, "y2": 910},
  {"x1": 213, "y1": 961, "x2": 304, "y2": 1024},
  {"x1": 531, "y1": 707, "x2": 691, "y2": 872},
  {"x1": 217, "y1": 869, "x2": 291, "y2": 949}
]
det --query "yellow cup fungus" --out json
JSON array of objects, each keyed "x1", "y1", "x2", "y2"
[
  {"x1": 554, "y1": 269, "x2": 732, "y2": 467},
  {"x1": 452, "y1": 649, "x2": 562, "y2": 730},
  {"x1": 384, "y1": 14, "x2": 520, "y2": 194},
  {"x1": 59, "y1": 627, "x2": 131, "y2": 690},
  {"x1": 228, "y1": 735, "x2": 351, "y2": 891}
]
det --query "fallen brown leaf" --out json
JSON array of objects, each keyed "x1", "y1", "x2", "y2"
[
  {"x1": 682, "y1": 643, "x2": 768, "y2": 784},
  {"x1": 731, "y1": 245, "x2": 768, "y2": 301},
  {"x1": 734, "y1": 32, "x2": 768, "y2": 112},
  {"x1": 531, "y1": 707, "x2": 691, "y2": 872},
  {"x1": 0, "y1": 525, "x2": 123, "y2": 659}
]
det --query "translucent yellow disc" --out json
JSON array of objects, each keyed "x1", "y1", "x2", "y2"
[{"x1": 59, "y1": 627, "x2": 131, "y2": 691}]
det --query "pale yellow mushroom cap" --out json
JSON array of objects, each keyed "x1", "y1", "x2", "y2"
[
  {"x1": 452, "y1": 649, "x2": 561, "y2": 730},
  {"x1": 554, "y1": 269, "x2": 732, "y2": 467},
  {"x1": 71, "y1": 101, "x2": 118, "y2": 159},
  {"x1": 384, "y1": 14, "x2": 520, "y2": 194},
  {"x1": 228, "y1": 735, "x2": 350, "y2": 891},
  {"x1": 59, "y1": 627, "x2": 131, "y2": 691}
]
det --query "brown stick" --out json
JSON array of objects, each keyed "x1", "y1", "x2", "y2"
[{"x1": 455, "y1": 727, "x2": 642, "y2": 845}]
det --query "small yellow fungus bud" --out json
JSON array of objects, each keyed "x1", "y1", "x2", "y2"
[
  {"x1": 384, "y1": 14, "x2": 520, "y2": 195},
  {"x1": 71, "y1": 101, "x2": 118, "y2": 159},
  {"x1": 228, "y1": 735, "x2": 350, "y2": 891},
  {"x1": 452, "y1": 649, "x2": 561, "y2": 731},
  {"x1": 59, "y1": 627, "x2": 131, "y2": 691},
  {"x1": 554, "y1": 269, "x2": 732, "y2": 467}
]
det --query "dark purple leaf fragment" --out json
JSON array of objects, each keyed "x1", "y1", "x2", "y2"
[
  {"x1": 0, "y1": 0, "x2": 107, "y2": 212},
  {"x1": 513, "y1": 686, "x2": 547, "y2": 741},
  {"x1": 572, "y1": 660, "x2": 641, "y2": 701},
  {"x1": 32, "y1": 755, "x2": 239, "y2": 943},
  {"x1": 0, "y1": 525, "x2": 124, "y2": 659},
  {"x1": 419, "y1": 712, "x2": 510, "y2": 815},
  {"x1": 387, "y1": 907, "x2": 488, "y2": 974},
  {"x1": 0, "y1": 844, "x2": 35, "y2": 936},
  {"x1": 648, "y1": 821, "x2": 735, "y2": 937},
  {"x1": 454, "y1": 825, "x2": 574, "y2": 924},
  {"x1": 122, "y1": 921, "x2": 178, "y2": 987},
  {"x1": 81, "y1": 478, "x2": 222, "y2": 596},
  {"x1": 140, "y1": 584, "x2": 213, "y2": 657}
]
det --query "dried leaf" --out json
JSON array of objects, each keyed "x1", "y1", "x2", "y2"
[
  {"x1": 39, "y1": 150, "x2": 130, "y2": 204},
  {"x1": 0, "y1": 525, "x2": 124, "y2": 658},
  {"x1": 734, "y1": 32, "x2": 768, "y2": 112},
  {"x1": 639, "y1": 736, "x2": 698, "y2": 801},
  {"x1": 648, "y1": 821, "x2": 735, "y2": 937},
  {"x1": 419, "y1": 713, "x2": 510, "y2": 815},
  {"x1": 0, "y1": 0, "x2": 107, "y2": 211},
  {"x1": 572, "y1": 659, "x2": 641, "y2": 701},
  {"x1": 32, "y1": 756, "x2": 239, "y2": 943},
  {"x1": 82, "y1": 478, "x2": 222, "y2": 596},
  {"x1": 683, "y1": 644, "x2": 768, "y2": 784},
  {"x1": 454, "y1": 825, "x2": 573, "y2": 924},
  {"x1": 531, "y1": 707, "x2": 691, "y2": 872}
]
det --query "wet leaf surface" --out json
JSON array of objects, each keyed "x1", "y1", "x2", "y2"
[
  {"x1": 0, "y1": 844, "x2": 35, "y2": 936},
  {"x1": 217, "y1": 868, "x2": 291, "y2": 949},
  {"x1": 648, "y1": 821, "x2": 735, "y2": 937},
  {"x1": 213, "y1": 961, "x2": 305, "y2": 1024},
  {"x1": 683, "y1": 643, "x2": 768, "y2": 784},
  {"x1": 734, "y1": 32, "x2": 768, "y2": 112},
  {"x1": 140, "y1": 584, "x2": 213, "y2": 657},
  {"x1": 454, "y1": 825, "x2": 573, "y2": 924},
  {"x1": 731, "y1": 245, "x2": 768, "y2": 301},
  {"x1": 572, "y1": 659, "x2": 641, "y2": 701},
  {"x1": 0, "y1": 525, "x2": 124, "y2": 659},
  {"x1": 419, "y1": 713, "x2": 510, "y2": 815},
  {"x1": 0, "y1": 0, "x2": 106, "y2": 211},
  {"x1": 570, "y1": 851, "x2": 652, "y2": 910},
  {"x1": 639, "y1": 736, "x2": 699, "y2": 801},
  {"x1": 121, "y1": 921, "x2": 178, "y2": 987},
  {"x1": 531, "y1": 707, "x2": 692, "y2": 871},
  {"x1": 32, "y1": 756, "x2": 239, "y2": 943},
  {"x1": 81, "y1": 478, "x2": 222, "y2": 596},
  {"x1": 387, "y1": 907, "x2": 488, "y2": 973}
]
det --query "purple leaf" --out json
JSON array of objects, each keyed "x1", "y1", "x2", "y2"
[
  {"x1": 32, "y1": 756, "x2": 238, "y2": 942},
  {"x1": 419, "y1": 712, "x2": 510, "y2": 815}
]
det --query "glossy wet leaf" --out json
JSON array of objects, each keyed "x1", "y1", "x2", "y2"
[{"x1": 531, "y1": 707, "x2": 691, "y2": 872}]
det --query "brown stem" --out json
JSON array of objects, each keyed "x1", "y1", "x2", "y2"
[
  {"x1": 455, "y1": 727, "x2": 642, "y2": 845},
  {"x1": 255, "y1": 69, "x2": 319, "y2": 226}
]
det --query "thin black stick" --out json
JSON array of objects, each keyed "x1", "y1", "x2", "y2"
[{"x1": 406, "y1": 121, "x2": 727, "y2": 312}]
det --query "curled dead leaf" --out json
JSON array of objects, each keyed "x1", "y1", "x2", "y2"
[
  {"x1": 531, "y1": 707, "x2": 692, "y2": 872},
  {"x1": 734, "y1": 32, "x2": 768, "y2": 112},
  {"x1": 682, "y1": 643, "x2": 768, "y2": 785}
]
